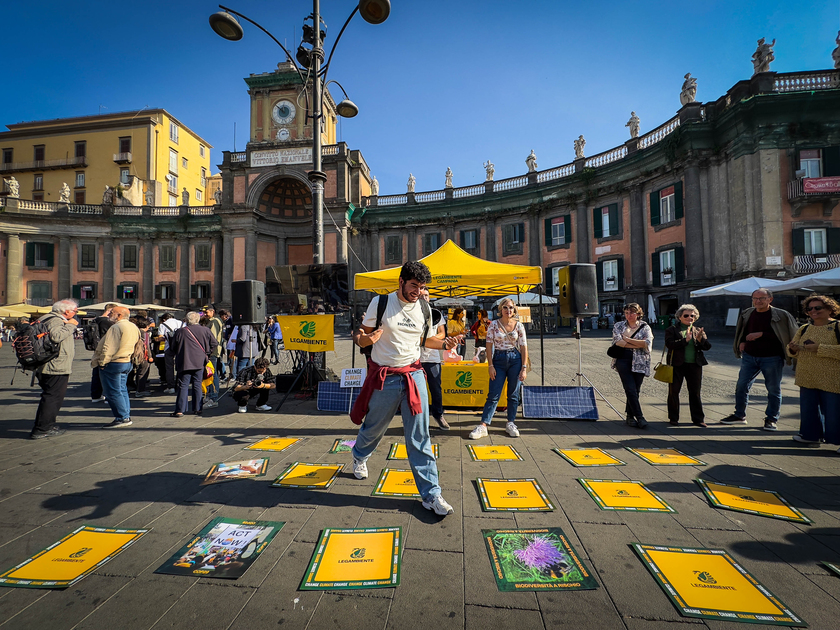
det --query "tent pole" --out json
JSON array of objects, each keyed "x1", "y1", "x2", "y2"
[
  {"x1": 350, "y1": 291, "x2": 356, "y2": 369},
  {"x1": 538, "y1": 285, "x2": 545, "y2": 386}
]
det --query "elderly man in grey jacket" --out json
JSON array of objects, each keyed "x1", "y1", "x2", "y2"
[{"x1": 30, "y1": 299, "x2": 79, "y2": 439}]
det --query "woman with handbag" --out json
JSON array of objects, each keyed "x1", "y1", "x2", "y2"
[
  {"x1": 470, "y1": 298, "x2": 528, "y2": 439},
  {"x1": 470, "y1": 309, "x2": 489, "y2": 362},
  {"x1": 610, "y1": 303, "x2": 653, "y2": 429},
  {"x1": 664, "y1": 304, "x2": 711, "y2": 427}
]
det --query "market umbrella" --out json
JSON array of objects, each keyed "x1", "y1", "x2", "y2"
[
  {"x1": 0, "y1": 307, "x2": 28, "y2": 318},
  {"x1": 132, "y1": 304, "x2": 183, "y2": 311},
  {"x1": 434, "y1": 297, "x2": 475, "y2": 307},
  {"x1": 492, "y1": 292, "x2": 558, "y2": 307},
  {"x1": 3, "y1": 303, "x2": 52, "y2": 315},
  {"x1": 689, "y1": 277, "x2": 788, "y2": 298},
  {"x1": 767, "y1": 267, "x2": 840, "y2": 292},
  {"x1": 647, "y1": 294, "x2": 656, "y2": 321}
]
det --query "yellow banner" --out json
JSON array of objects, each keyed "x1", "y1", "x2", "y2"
[
  {"x1": 277, "y1": 315, "x2": 335, "y2": 351},
  {"x1": 440, "y1": 362, "x2": 506, "y2": 407}
]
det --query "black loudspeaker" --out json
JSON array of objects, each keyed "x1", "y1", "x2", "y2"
[
  {"x1": 231, "y1": 280, "x2": 266, "y2": 324},
  {"x1": 556, "y1": 264, "x2": 599, "y2": 317}
]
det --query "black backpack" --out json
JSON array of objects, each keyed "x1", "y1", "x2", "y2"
[
  {"x1": 359, "y1": 294, "x2": 431, "y2": 357},
  {"x1": 13, "y1": 315, "x2": 60, "y2": 372},
  {"x1": 83, "y1": 320, "x2": 101, "y2": 351}
]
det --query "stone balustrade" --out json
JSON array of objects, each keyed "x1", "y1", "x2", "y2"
[
  {"x1": 494, "y1": 175, "x2": 529, "y2": 191},
  {"x1": 585, "y1": 146, "x2": 628, "y2": 168},
  {"x1": 189, "y1": 207, "x2": 215, "y2": 215},
  {"x1": 13, "y1": 199, "x2": 54, "y2": 212},
  {"x1": 112, "y1": 207, "x2": 143, "y2": 216},
  {"x1": 151, "y1": 207, "x2": 180, "y2": 216},
  {"x1": 638, "y1": 116, "x2": 680, "y2": 149},
  {"x1": 415, "y1": 190, "x2": 446, "y2": 203},
  {"x1": 377, "y1": 194, "x2": 407, "y2": 206},
  {"x1": 774, "y1": 70, "x2": 840, "y2": 92},
  {"x1": 230, "y1": 152, "x2": 247, "y2": 163},
  {"x1": 452, "y1": 184, "x2": 485, "y2": 199},
  {"x1": 536, "y1": 164, "x2": 575, "y2": 183},
  {"x1": 68, "y1": 205, "x2": 103, "y2": 215}
]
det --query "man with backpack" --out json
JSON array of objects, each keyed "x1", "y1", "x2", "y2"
[
  {"x1": 87, "y1": 303, "x2": 116, "y2": 403},
  {"x1": 349, "y1": 261, "x2": 462, "y2": 517},
  {"x1": 93, "y1": 306, "x2": 140, "y2": 428},
  {"x1": 28, "y1": 299, "x2": 80, "y2": 439}
]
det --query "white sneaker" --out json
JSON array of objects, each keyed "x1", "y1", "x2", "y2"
[
  {"x1": 352, "y1": 457, "x2": 368, "y2": 480},
  {"x1": 506, "y1": 422, "x2": 520, "y2": 438},
  {"x1": 422, "y1": 494, "x2": 454, "y2": 516},
  {"x1": 469, "y1": 423, "x2": 488, "y2": 440},
  {"x1": 256, "y1": 404, "x2": 272, "y2": 411},
  {"x1": 203, "y1": 400, "x2": 218, "y2": 409},
  {"x1": 237, "y1": 406, "x2": 248, "y2": 414},
  {"x1": 164, "y1": 388, "x2": 175, "y2": 395}
]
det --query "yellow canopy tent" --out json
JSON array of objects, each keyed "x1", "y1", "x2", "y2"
[
  {"x1": 0, "y1": 307, "x2": 28, "y2": 318},
  {"x1": 354, "y1": 240, "x2": 543, "y2": 298},
  {"x1": 3, "y1": 303, "x2": 86, "y2": 315}
]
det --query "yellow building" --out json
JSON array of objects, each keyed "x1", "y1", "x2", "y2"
[{"x1": 0, "y1": 109, "x2": 212, "y2": 207}]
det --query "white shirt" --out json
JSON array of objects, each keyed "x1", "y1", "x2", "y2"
[
  {"x1": 363, "y1": 292, "x2": 430, "y2": 368},
  {"x1": 160, "y1": 319, "x2": 183, "y2": 352},
  {"x1": 419, "y1": 309, "x2": 445, "y2": 364}
]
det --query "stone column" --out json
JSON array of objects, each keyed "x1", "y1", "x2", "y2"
[
  {"x1": 276, "y1": 236, "x2": 287, "y2": 266},
  {"x1": 338, "y1": 227, "x2": 348, "y2": 264},
  {"x1": 142, "y1": 239, "x2": 154, "y2": 303},
  {"x1": 179, "y1": 238, "x2": 191, "y2": 308},
  {"x1": 214, "y1": 235, "x2": 224, "y2": 305},
  {"x1": 629, "y1": 186, "x2": 647, "y2": 287},
  {"x1": 58, "y1": 237, "x2": 71, "y2": 299},
  {"x1": 575, "y1": 201, "x2": 590, "y2": 262},
  {"x1": 528, "y1": 211, "x2": 540, "y2": 266},
  {"x1": 102, "y1": 237, "x2": 114, "y2": 301},
  {"x1": 5, "y1": 233, "x2": 22, "y2": 304},
  {"x1": 222, "y1": 231, "x2": 234, "y2": 305},
  {"x1": 244, "y1": 230, "x2": 257, "y2": 280},
  {"x1": 682, "y1": 164, "x2": 705, "y2": 279}
]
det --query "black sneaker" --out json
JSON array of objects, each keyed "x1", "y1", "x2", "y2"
[
  {"x1": 434, "y1": 415, "x2": 451, "y2": 430},
  {"x1": 762, "y1": 419, "x2": 777, "y2": 432},
  {"x1": 30, "y1": 426, "x2": 66, "y2": 440},
  {"x1": 103, "y1": 418, "x2": 133, "y2": 429},
  {"x1": 720, "y1": 415, "x2": 747, "y2": 425}
]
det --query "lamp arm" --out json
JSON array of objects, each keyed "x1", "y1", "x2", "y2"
[
  {"x1": 319, "y1": 5, "x2": 359, "y2": 82},
  {"x1": 324, "y1": 79, "x2": 351, "y2": 100},
  {"x1": 219, "y1": 4, "x2": 307, "y2": 86}
]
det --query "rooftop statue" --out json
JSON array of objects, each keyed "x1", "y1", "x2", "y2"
[
  {"x1": 4, "y1": 177, "x2": 19, "y2": 198},
  {"x1": 574, "y1": 135, "x2": 586, "y2": 159},
  {"x1": 371, "y1": 175, "x2": 379, "y2": 196},
  {"x1": 680, "y1": 73, "x2": 698, "y2": 106},
  {"x1": 59, "y1": 182, "x2": 70, "y2": 203},
  {"x1": 752, "y1": 37, "x2": 775, "y2": 75},
  {"x1": 445, "y1": 167, "x2": 453, "y2": 188},
  {"x1": 483, "y1": 160, "x2": 494, "y2": 181},
  {"x1": 833, "y1": 30, "x2": 840, "y2": 70},
  {"x1": 626, "y1": 112, "x2": 640, "y2": 139},
  {"x1": 526, "y1": 150, "x2": 538, "y2": 173},
  {"x1": 407, "y1": 173, "x2": 415, "y2": 193}
]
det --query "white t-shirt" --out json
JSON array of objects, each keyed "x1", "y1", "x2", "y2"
[
  {"x1": 420, "y1": 309, "x2": 445, "y2": 364},
  {"x1": 160, "y1": 319, "x2": 183, "y2": 352},
  {"x1": 363, "y1": 292, "x2": 431, "y2": 367}
]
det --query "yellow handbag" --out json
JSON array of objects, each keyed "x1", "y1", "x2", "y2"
[{"x1": 653, "y1": 347, "x2": 673, "y2": 383}]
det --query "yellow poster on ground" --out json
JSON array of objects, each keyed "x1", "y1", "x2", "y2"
[
  {"x1": 476, "y1": 478, "x2": 555, "y2": 512},
  {"x1": 578, "y1": 479, "x2": 676, "y2": 513},
  {"x1": 0, "y1": 526, "x2": 148, "y2": 588},
  {"x1": 387, "y1": 443, "x2": 440, "y2": 460},
  {"x1": 277, "y1": 315, "x2": 335, "y2": 351},
  {"x1": 632, "y1": 544, "x2": 807, "y2": 626},
  {"x1": 467, "y1": 445, "x2": 523, "y2": 461},
  {"x1": 695, "y1": 479, "x2": 812, "y2": 524},
  {"x1": 271, "y1": 462, "x2": 344, "y2": 489},
  {"x1": 300, "y1": 527, "x2": 402, "y2": 590},
  {"x1": 247, "y1": 437, "x2": 303, "y2": 452},
  {"x1": 372, "y1": 469, "x2": 420, "y2": 497},
  {"x1": 626, "y1": 447, "x2": 706, "y2": 466},
  {"x1": 554, "y1": 448, "x2": 626, "y2": 467}
]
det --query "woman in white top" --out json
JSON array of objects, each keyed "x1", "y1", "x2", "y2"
[{"x1": 470, "y1": 298, "x2": 529, "y2": 439}]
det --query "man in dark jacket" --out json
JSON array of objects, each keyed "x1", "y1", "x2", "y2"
[{"x1": 170, "y1": 311, "x2": 218, "y2": 416}]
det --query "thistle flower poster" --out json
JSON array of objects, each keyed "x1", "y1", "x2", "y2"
[
  {"x1": 482, "y1": 528, "x2": 598, "y2": 592},
  {"x1": 330, "y1": 439, "x2": 356, "y2": 454}
]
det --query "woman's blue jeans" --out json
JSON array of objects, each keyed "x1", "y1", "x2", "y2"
[
  {"x1": 480, "y1": 349, "x2": 522, "y2": 425},
  {"x1": 799, "y1": 386, "x2": 840, "y2": 445}
]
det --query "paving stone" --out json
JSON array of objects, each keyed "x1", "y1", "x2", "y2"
[{"x1": 388, "y1": 549, "x2": 464, "y2": 629}]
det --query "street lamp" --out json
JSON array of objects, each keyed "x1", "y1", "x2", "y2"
[{"x1": 210, "y1": 1, "x2": 390, "y2": 264}]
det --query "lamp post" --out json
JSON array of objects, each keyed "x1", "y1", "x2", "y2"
[{"x1": 210, "y1": 1, "x2": 390, "y2": 264}]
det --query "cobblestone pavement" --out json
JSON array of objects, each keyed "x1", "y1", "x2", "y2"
[{"x1": 0, "y1": 331, "x2": 839, "y2": 630}]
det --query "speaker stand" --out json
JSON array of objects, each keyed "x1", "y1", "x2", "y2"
[
  {"x1": 570, "y1": 317, "x2": 624, "y2": 421},
  {"x1": 273, "y1": 354, "x2": 320, "y2": 412}
]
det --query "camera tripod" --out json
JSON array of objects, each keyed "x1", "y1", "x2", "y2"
[{"x1": 568, "y1": 317, "x2": 624, "y2": 421}]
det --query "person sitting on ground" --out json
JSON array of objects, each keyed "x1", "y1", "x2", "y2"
[
  {"x1": 232, "y1": 357, "x2": 275, "y2": 413},
  {"x1": 786, "y1": 294, "x2": 840, "y2": 452}
]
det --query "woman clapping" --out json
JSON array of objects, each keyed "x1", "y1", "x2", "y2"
[{"x1": 664, "y1": 304, "x2": 711, "y2": 427}]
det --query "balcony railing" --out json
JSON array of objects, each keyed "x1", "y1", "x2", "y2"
[
  {"x1": 113, "y1": 206, "x2": 143, "y2": 216},
  {"x1": 792, "y1": 253, "x2": 840, "y2": 274},
  {"x1": 585, "y1": 146, "x2": 628, "y2": 168},
  {"x1": 113, "y1": 152, "x2": 132, "y2": 164},
  {"x1": 415, "y1": 190, "x2": 446, "y2": 203},
  {"x1": 638, "y1": 116, "x2": 680, "y2": 150},
  {"x1": 152, "y1": 207, "x2": 180, "y2": 216},
  {"x1": 788, "y1": 177, "x2": 840, "y2": 200},
  {"x1": 377, "y1": 194, "x2": 407, "y2": 206},
  {"x1": 775, "y1": 70, "x2": 840, "y2": 93},
  {"x1": 190, "y1": 207, "x2": 214, "y2": 215},
  {"x1": 230, "y1": 152, "x2": 247, "y2": 163},
  {"x1": 0, "y1": 156, "x2": 87, "y2": 173},
  {"x1": 537, "y1": 164, "x2": 574, "y2": 183},
  {"x1": 494, "y1": 175, "x2": 528, "y2": 191},
  {"x1": 452, "y1": 184, "x2": 485, "y2": 199}
]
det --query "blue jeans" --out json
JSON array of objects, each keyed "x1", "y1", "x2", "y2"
[
  {"x1": 615, "y1": 357, "x2": 646, "y2": 419},
  {"x1": 480, "y1": 350, "x2": 522, "y2": 425},
  {"x1": 799, "y1": 386, "x2": 840, "y2": 445},
  {"x1": 734, "y1": 353, "x2": 785, "y2": 420},
  {"x1": 421, "y1": 362, "x2": 443, "y2": 420},
  {"x1": 176, "y1": 369, "x2": 203, "y2": 414},
  {"x1": 208, "y1": 356, "x2": 222, "y2": 401},
  {"x1": 100, "y1": 362, "x2": 132, "y2": 421},
  {"x1": 232, "y1": 356, "x2": 255, "y2": 380},
  {"x1": 351, "y1": 370, "x2": 441, "y2": 501}
]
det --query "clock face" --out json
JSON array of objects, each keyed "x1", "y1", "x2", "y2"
[
  {"x1": 272, "y1": 100, "x2": 296, "y2": 125},
  {"x1": 276, "y1": 128, "x2": 290, "y2": 141}
]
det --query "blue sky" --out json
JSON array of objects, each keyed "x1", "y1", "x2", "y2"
[{"x1": 3, "y1": 1, "x2": 838, "y2": 196}]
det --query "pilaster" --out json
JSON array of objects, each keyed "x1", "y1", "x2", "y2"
[{"x1": 5, "y1": 233, "x2": 22, "y2": 304}]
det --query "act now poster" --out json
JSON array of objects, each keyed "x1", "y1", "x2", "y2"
[{"x1": 277, "y1": 315, "x2": 335, "y2": 351}]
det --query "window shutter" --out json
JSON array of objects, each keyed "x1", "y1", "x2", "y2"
[
  {"x1": 675, "y1": 247, "x2": 685, "y2": 282},
  {"x1": 791, "y1": 228, "x2": 805, "y2": 256},
  {"x1": 190, "y1": 284, "x2": 198, "y2": 299},
  {"x1": 650, "y1": 191, "x2": 660, "y2": 226},
  {"x1": 608, "y1": 204, "x2": 619, "y2": 236},
  {"x1": 564, "y1": 215, "x2": 572, "y2": 243},
  {"x1": 72, "y1": 284, "x2": 81, "y2": 299},
  {"x1": 545, "y1": 267, "x2": 553, "y2": 295},
  {"x1": 592, "y1": 207, "x2": 603, "y2": 238},
  {"x1": 459, "y1": 230, "x2": 466, "y2": 248},
  {"x1": 617, "y1": 257, "x2": 625, "y2": 290},
  {"x1": 544, "y1": 219, "x2": 552, "y2": 246},
  {"x1": 25, "y1": 242, "x2": 35, "y2": 267},
  {"x1": 823, "y1": 147, "x2": 840, "y2": 177},
  {"x1": 154, "y1": 285, "x2": 162, "y2": 299},
  {"x1": 827, "y1": 227, "x2": 840, "y2": 255},
  {"x1": 116, "y1": 285, "x2": 123, "y2": 300},
  {"x1": 517, "y1": 223, "x2": 525, "y2": 244},
  {"x1": 652, "y1": 253, "x2": 661, "y2": 286},
  {"x1": 674, "y1": 181, "x2": 684, "y2": 219},
  {"x1": 44, "y1": 244, "x2": 54, "y2": 267},
  {"x1": 596, "y1": 261, "x2": 604, "y2": 291}
]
